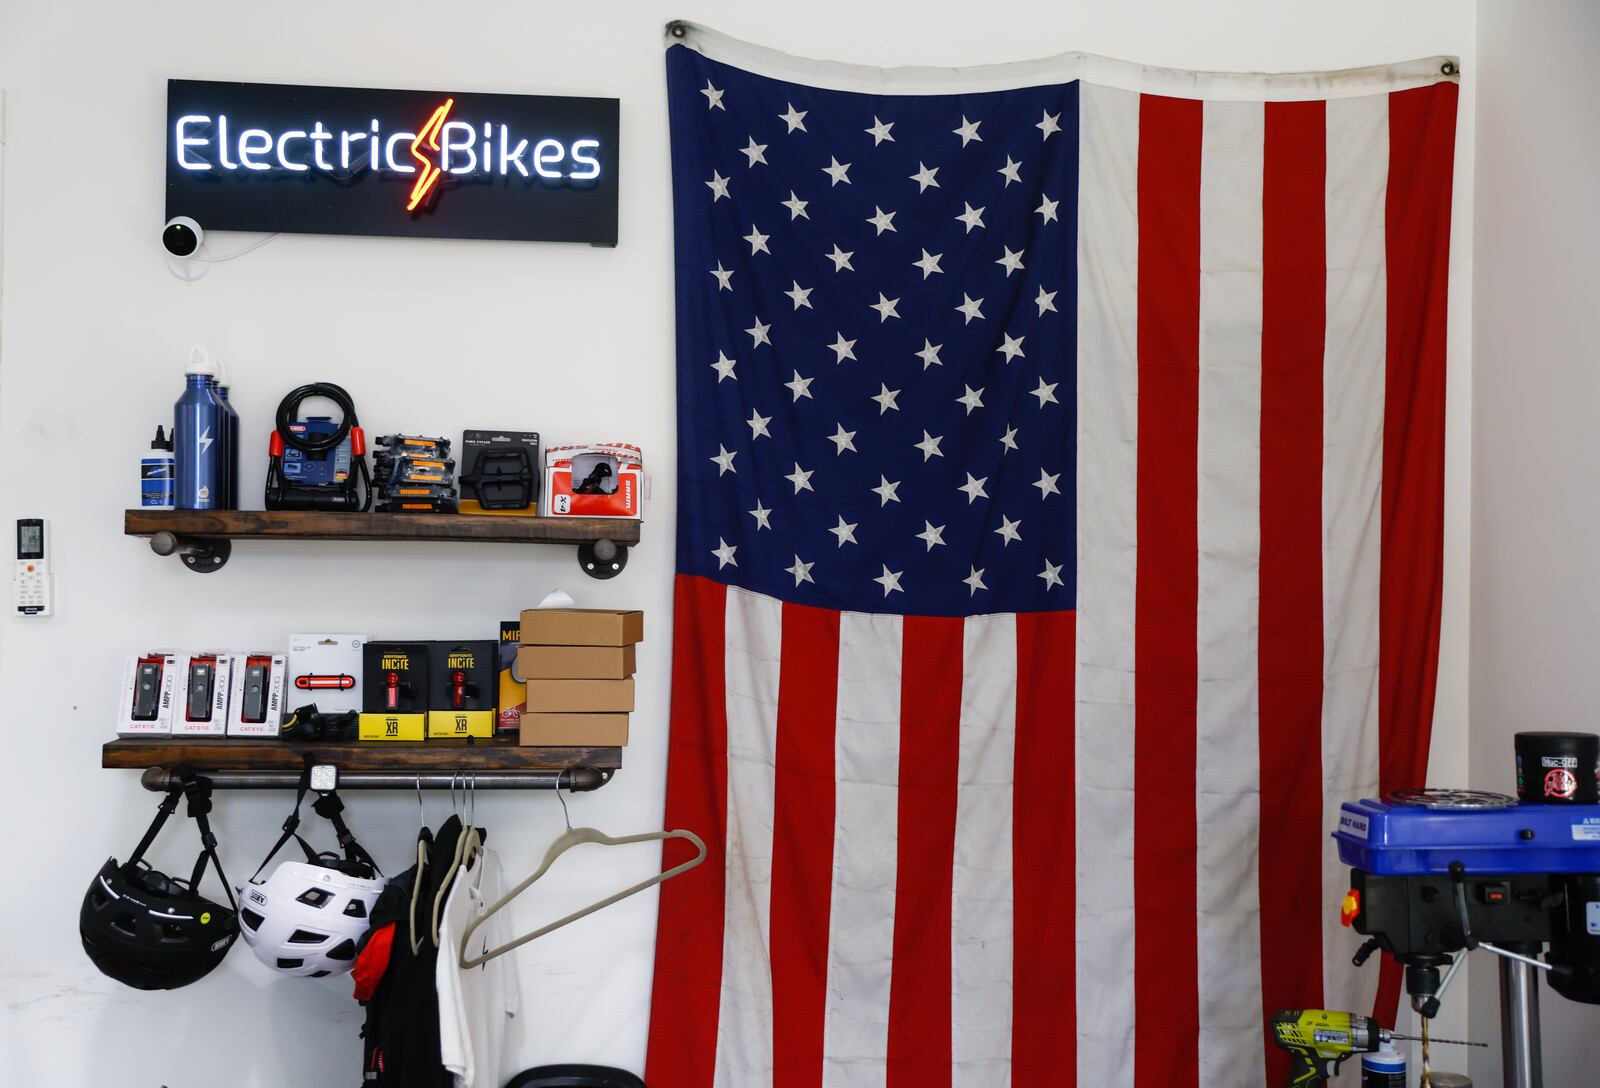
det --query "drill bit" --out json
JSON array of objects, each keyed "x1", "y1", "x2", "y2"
[{"x1": 1391, "y1": 1033, "x2": 1487, "y2": 1047}]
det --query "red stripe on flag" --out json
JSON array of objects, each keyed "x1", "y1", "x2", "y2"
[
  {"x1": 646, "y1": 574, "x2": 730, "y2": 1088},
  {"x1": 1133, "y1": 92, "x2": 1203, "y2": 1088},
  {"x1": 1374, "y1": 81, "x2": 1458, "y2": 1021},
  {"x1": 770, "y1": 603, "x2": 841, "y2": 1087},
  {"x1": 886, "y1": 615, "x2": 964, "y2": 1088},
  {"x1": 1258, "y1": 98, "x2": 1328, "y2": 1085},
  {"x1": 1013, "y1": 611, "x2": 1077, "y2": 1083}
]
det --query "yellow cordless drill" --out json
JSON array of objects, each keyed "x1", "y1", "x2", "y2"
[{"x1": 1269, "y1": 1009, "x2": 1391, "y2": 1086}]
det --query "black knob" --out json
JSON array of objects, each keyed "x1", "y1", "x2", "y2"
[{"x1": 1520, "y1": 828, "x2": 1535, "y2": 841}]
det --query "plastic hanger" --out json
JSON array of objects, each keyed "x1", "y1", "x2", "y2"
[
  {"x1": 459, "y1": 788, "x2": 706, "y2": 969},
  {"x1": 432, "y1": 774, "x2": 482, "y2": 946},
  {"x1": 407, "y1": 774, "x2": 430, "y2": 953}
]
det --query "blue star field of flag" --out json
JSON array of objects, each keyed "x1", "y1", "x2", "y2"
[{"x1": 669, "y1": 45, "x2": 1079, "y2": 617}]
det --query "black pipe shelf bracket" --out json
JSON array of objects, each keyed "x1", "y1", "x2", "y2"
[{"x1": 126, "y1": 510, "x2": 639, "y2": 578}]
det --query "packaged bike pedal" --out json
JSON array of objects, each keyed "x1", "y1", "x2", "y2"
[
  {"x1": 172, "y1": 651, "x2": 232, "y2": 736},
  {"x1": 375, "y1": 435, "x2": 452, "y2": 461},
  {"x1": 359, "y1": 642, "x2": 429, "y2": 741},
  {"x1": 374, "y1": 458, "x2": 456, "y2": 487},
  {"x1": 427, "y1": 640, "x2": 497, "y2": 739},
  {"x1": 287, "y1": 633, "x2": 367, "y2": 714},
  {"x1": 117, "y1": 652, "x2": 178, "y2": 736},
  {"x1": 227, "y1": 652, "x2": 287, "y2": 736},
  {"x1": 460, "y1": 430, "x2": 541, "y2": 514}
]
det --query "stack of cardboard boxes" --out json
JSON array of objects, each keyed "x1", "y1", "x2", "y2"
[{"x1": 517, "y1": 608, "x2": 640, "y2": 747}]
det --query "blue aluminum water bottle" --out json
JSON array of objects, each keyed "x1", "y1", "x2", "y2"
[{"x1": 174, "y1": 349, "x2": 225, "y2": 510}]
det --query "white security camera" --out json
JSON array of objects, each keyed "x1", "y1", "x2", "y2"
[{"x1": 162, "y1": 216, "x2": 204, "y2": 258}]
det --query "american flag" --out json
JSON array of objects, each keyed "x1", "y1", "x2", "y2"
[{"x1": 650, "y1": 24, "x2": 1458, "y2": 1087}]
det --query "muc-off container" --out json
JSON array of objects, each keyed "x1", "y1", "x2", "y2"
[
  {"x1": 1360, "y1": 1041, "x2": 1405, "y2": 1086},
  {"x1": 1515, "y1": 731, "x2": 1600, "y2": 803}
]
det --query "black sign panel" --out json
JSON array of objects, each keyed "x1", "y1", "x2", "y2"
[{"x1": 165, "y1": 79, "x2": 619, "y2": 244}]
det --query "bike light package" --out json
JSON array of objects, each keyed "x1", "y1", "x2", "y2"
[
  {"x1": 117, "y1": 652, "x2": 178, "y2": 736},
  {"x1": 426, "y1": 640, "x2": 497, "y2": 739},
  {"x1": 172, "y1": 651, "x2": 232, "y2": 737},
  {"x1": 359, "y1": 641, "x2": 429, "y2": 741},
  {"x1": 227, "y1": 652, "x2": 287, "y2": 737},
  {"x1": 545, "y1": 443, "x2": 642, "y2": 519},
  {"x1": 287, "y1": 633, "x2": 368, "y2": 715}
]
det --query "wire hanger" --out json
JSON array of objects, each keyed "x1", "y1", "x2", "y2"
[
  {"x1": 459, "y1": 787, "x2": 706, "y2": 968},
  {"x1": 431, "y1": 773, "x2": 481, "y2": 946}
]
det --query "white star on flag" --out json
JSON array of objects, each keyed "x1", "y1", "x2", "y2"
[
  {"x1": 874, "y1": 566, "x2": 905, "y2": 596},
  {"x1": 872, "y1": 384, "x2": 901, "y2": 414},
  {"x1": 780, "y1": 102, "x2": 807, "y2": 132},
  {"x1": 915, "y1": 430, "x2": 944, "y2": 461},
  {"x1": 787, "y1": 554, "x2": 815, "y2": 585},
  {"x1": 964, "y1": 566, "x2": 987, "y2": 595},
  {"x1": 786, "y1": 371, "x2": 814, "y2": 401},
  {"x1": 998, "y1": 333, "x2": 1026, "y2": 362},
  {"x1": 786, "y1": 463, "x2": 815, "y2": 493},
  {"x1": 830, "y1": 516, "x2": 859, "y2": 546},
  {"x1": 823, "y1": 157, "x2": 852, "y2": 186},
  {"x1": 829, "y1": 424, "x2": 858, "y2": 455},
  {"x1": 711, "y1": 538, "x2": 737, "y2": 568},
  {"x1": 910, "y1": 162, "x2": 940, "y2": 192},
  {"x1": 916, "y1": 340, "x2": 944, "y2": 368},
  {"x1": 710, "y1": 445, "x2": 737, "y2": 476},
  {"x1": 956, "y1": 294, "x2": 985, "y2": 324},
  {"x1": 957, "y1": 385, "x2": 985, "y2": 414},
  {"x1": 1039, "y1": 559, "x2": 1065, "y2": 589},
  {"x1": 998, "y1": 156, "x2": 1022, "y2": 186},
  {"x1": 873, "y1": 476, "x2": 901, "y2": 506},
  {"x1": 747, "y1": 410, "x2": 772, "y2": 439},
  {"x1": 913, "y1": 249, "x2": 944, "y2": 278},
  {"x1": 830, "y1": 333, "x2": 857, "y2": 363},
  {"x1": 827, "y1": 245, "x2": 854, "y2": 272},
  {"x1": 709, "y1": 262, "x2": 734, "y2": 290},
  {"x1": 746, "y1": 317, "x2": 771, "y2": 347},
  {"x1": 744, "y1": 224, "x2": 770, "y2": 255},
  {"x1": 701, "y1": 80, "x2": 725, "y2": 110},
  {"x1": 999, "y1": 425, "x2": 1020, "y2": 453},
  {"x1": 710, "y1": 352, "x2": 737, "y2": 382},
  {"x1": 866, "y1": 206, "x2": 897, "y2": 234},
  {"x1": 782, "y1": 191, "x2": 810, "y2": 220},
  {"x1": 959, "y1": 473, "x2": 989, "y2": 503},
  {"x1": 1036, "y1": 285, "x2": 1058, "y2": 315},
  {"x1": 870, "y1": 293, "x2": 901, "y2": 321},
  {"x1": 786, "y1": 281, "x2": 813, "y2": 310},
  {"x1": 866, "y1": 116, "x2": 895, "y2": 145},
  {"x1": 707, "y1": 171, "x2": 730, "y2": 201},
  {"x1": 996, "y1": 246, "x2": 1025, "y2": 276},
  {"x1": 995, "y1": 516, "x2": 1022, "y2": 546},
  {"x1": 1032, "y1": 378, "x2": 1059, "y2": 407},
  {"x1": 956, "y1": 202, "x2": 986, "y2": 232},
  {"x1": 748, "y1": 501, "x2": 772, "y2": 530},
  {"x1": 953, "y1": 115, "x2": 982, "y2": 145},
  {"x1": 1037, "y1": 108, "x2": 1061, "y2": 138},
  {"x1": 1036, "y1": 195, "x2": 1059, "y2": 224},
  {"x1": 1034, "y1": 468, "x2": 1061, "y2": 498},
  {"x1": 741, "y1": 137, "x2": 767, "y2": 167},
  {"x1": 917, "y1": 521, "x2": 946, "y2": 550}
]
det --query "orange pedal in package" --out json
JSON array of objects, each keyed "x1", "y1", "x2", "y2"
[{"x1": 545, "y1": 443, "x2": 642, "y2": 519}]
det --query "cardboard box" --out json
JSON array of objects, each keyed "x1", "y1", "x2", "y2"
[
  {"x1": 497, "y1": 620, "x2": 526, "y2": 735},
  {"x1": 227, "y1": 652, "x2": 287, "y2": 737},
  {"x1": 520, "y1": 712, "x2": 629, "y2": 747},
  {"x1": 117, "y1": 652, "x2": 178, "y2": 737},
  {"x1": 524, "y1": 678, "x2": 635, "y2": 713},
  {"x1": 519, "y1": 609, "x2": 643, "y2": 647},
  {"x1": 544, "y1": 443, "x2": 642, "y2": 519},
  {"x1": 426, "y1": 640, "x2": 496, "y2": 739},
  {"x1": 516, "y1": 643, "x2": 636, "y2": 680},
  {"x1": 172, "y1": 651, "x2": 232, "y2": 737}
]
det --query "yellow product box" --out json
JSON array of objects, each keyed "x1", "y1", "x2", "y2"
[{"x1": 359, "y1": 712, "x2": 426, "y2": 741}]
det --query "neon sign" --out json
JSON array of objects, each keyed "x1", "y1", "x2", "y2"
[{"x1": 166, "y1": 79, "x2": 619, "y2": 244}]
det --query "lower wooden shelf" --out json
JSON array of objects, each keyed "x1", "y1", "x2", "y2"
[{"x1": 102, "y1": 737, "x2": 622, "y2": 791}]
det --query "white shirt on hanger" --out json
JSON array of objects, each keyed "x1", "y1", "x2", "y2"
[{"x1": 437, "y1": 846, "x2": 520, "y2": 1088}]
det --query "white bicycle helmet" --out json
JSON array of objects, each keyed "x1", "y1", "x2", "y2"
[{"x1": 238, "y1": 777, "x2": 386, "y2": 978}]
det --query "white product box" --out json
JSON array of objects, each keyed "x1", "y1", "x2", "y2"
[
  {"x1": 172, "y1": 651, "x2": 232, "y2": 736},
  {"x1": 117, "y1": 652, "x2": 178, "y2": 737},
  {"x1": 287, "y1": 633, "x2": 369, "y2": 714},
  {"x1": 227, "y1": 652, "x2": 288, "y2": 737}
]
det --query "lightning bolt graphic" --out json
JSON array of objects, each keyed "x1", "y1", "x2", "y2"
[
  {"x1": 406, "y1": 98, "x2": 455, "y2": 213},
  {"x1": 198, "y1": 427, "x2": 214, "y2": 454}
]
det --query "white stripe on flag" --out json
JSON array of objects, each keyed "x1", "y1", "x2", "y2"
[
  {"x1": 1194, "y1": 98, "x2": 1267, "y2": 1085},
  {"x1": 1319, "y1": 93, "x2": 1388, "y2": 1016},
  {"x1": 821, "y1": 611, "x2": 904, "y2": 1088},
  {"x1": 952, "y1": 613, "x2": 1017, "y2": 1086},
  {"x1": 713, "y1": 587, "x2": 784, "y2": 1088},
  {"x1": 1074, "y1": 79, "x2": 1141, "y2": 1088}
]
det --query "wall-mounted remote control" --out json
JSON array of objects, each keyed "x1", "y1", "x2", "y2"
[{"x1": 14, "y1": 519, "x2": 51, "y2": 617}]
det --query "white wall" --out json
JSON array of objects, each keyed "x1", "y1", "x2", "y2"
[
  {"x1": 1470, "y1": 1, "x2": 1600, "y2": 1083},
  {"x1": 0, "y1": 2, "x2": 1474, "y2": 1084}
]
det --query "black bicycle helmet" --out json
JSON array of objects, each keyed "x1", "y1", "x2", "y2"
[{"x1": 80, "y1": 773, "x2": 239, "y2": 990}]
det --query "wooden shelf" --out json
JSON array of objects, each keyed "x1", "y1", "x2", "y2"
[
  {"x1": 124, "y1": 509, "x2": 638, "y2": 576},
  {"x1": 103, "y1": 737, "x2": 621, "y2": 773}
]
